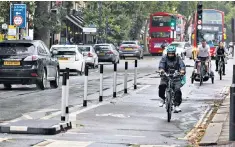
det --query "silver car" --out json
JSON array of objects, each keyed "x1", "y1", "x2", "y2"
[
  {"x1": 94, "y1": 44, "x2": 120, "y2": 64},
  {"x1": 119, "y1": 41, "x2": 144, "y2": 59},
  {"x1": 79, "y1": 45, "x2": 99, "y2": 68}
]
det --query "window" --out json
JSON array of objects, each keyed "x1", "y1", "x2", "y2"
[
  {"x1": 40, "y1": 42, "x2": 50, "y2": 55},
  {"x1": 78, "y1": 46, "x2": 91, "y2": 52},
  {"x1": 38, "y1": 43, "x2": 47, "y2": 55},
  {"x1": 151, "y1": 32, "x2": 170, "y2": 38},
  {"x1": 0, "y1": 43, "x2": 36, "y2": 55},
  {"x1": 94, "y1": 45, "x2": 110, "y2": 51},
  {"x1": 121, "y1": 42, "x2": 136, "y2": 45},
  {"x1": 151, "y1": 16, "x2": 171, "y2": 27}
]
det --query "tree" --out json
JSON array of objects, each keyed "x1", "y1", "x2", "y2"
[{"x1": 177, "y1": 2, "x2": 197, "y2": 39}]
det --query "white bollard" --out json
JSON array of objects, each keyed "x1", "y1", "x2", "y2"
[
  {"x1": 99, "y1": 64, "x2": 103, "y2": 102},
  {"x1": 124, "y1": 61, "x2": 128, "y2": 94},
  {"x1": 83, "y1": 65, "x2": 88, "y2": 107},
  {"x1": 61, "y1": 72, "x2": 66, "y2": 122},
  {"x1": 65, "y1": 68, "x2": 69, "y2": 122},
  {"x1": 134, "y1": 60, "x2": 137, "y2": 89},
  {"x1": 113, "y1": 63, "x2": 117, "y2": 97}
]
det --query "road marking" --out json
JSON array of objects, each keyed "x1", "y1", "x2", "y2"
[
  {"x1": 22, "y1": 114, "x2": 33, "y2": 119},
  {"x1": 96, "y1": 113, "x2": 130, "y2": 118},
  {"x1": 137, "y1": 145, "x2": 179, "y2": 147},
  {"x1": 33, "y1": 140, "x2": 93, "y2": 147},
  {"x1": 0, "y1": 137, "x2": 10, "y2": 142},
  {"x1": 66, "y1": 132, "x2": 93, "y2": 135},
  {"x1": 115, "y1": 135, "x2": 146, "y2": 138}
]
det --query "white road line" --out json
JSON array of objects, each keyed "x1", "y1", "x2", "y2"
[
  {"x1": 66, "y1": 132, "x2": 93, "y2": 135},
  {"x1": 138, "y1": 145, "x2": 179, "y2": 147},
  {"x1": 115, "y1": 134, "x2": 146, "y2": 138},
  {"x1": 22, "y1": 114, "x2": 33, "y2": 119}
]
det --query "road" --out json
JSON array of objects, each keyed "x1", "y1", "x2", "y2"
[{"x1": 0, "y1": 56, "x2": 233, "y2": 147}]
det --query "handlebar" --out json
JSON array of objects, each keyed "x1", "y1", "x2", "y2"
[{"x1": 156, "y1": 70, "x2": 182, "y2": 78}]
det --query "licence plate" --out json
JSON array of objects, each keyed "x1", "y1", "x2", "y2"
[
  {"x1": 99, "y1": 53, "x2": 105, "y2": 56},
  {"x1": 158, "y1": 50, "x2": 163, "y2": 53},
  {"x1": 58, "y1": 57, "x2": 68, "y2": 60},
  {"x1": 4, "y1": 61, "x2": 20, "y2": 66},
  {"x1": 125, "y1": 48, "x2": 132, "y2": 50}
]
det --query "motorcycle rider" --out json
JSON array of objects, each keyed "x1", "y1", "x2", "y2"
[
  {"x1": 194, "y1": 39, "x2": 211, "y2": 75},
  {"x1": 215, "y1": 41, "x2": 229, "y2": 75},
  {"x1": 158, "y1": 46, "x2": 186, "y2": 113}
]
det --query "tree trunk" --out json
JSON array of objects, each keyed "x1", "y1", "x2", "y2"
[
  {"x1": 34, "y1": 1, "x2": 50, "y2": 47},
  {"x1": 143, "y1": 19, "x2": 149, "y2": 53}
]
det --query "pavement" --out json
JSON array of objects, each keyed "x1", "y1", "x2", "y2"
[{"x1": 0, "y1": 56, "x2": 234, "y2": 146}]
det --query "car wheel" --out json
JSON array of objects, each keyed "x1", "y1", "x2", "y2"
[
  {"x1": 3, "y1": 84, "x2": 12, "y2": 89},
  {"x1": 36, "y1": 68, "x2": 47, "y2": 90},
  {"x1": 50, "y1": 68, "x2": 59, "y2": 88}
]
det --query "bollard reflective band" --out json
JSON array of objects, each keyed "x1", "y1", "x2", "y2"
[
  {"x1": 135, "y1": 60, "x2": 137, "y2": 67},
  {"x1": 66, "y1": 68, "x2": 69, "y2": 79},
  {"x1": 114, "y1": 63, "x2": 117, "y2": 71},
  {"x1": 100, "y1": 64, "x2": 103, "y2": 74},
  {"x1": 125, "y1": 61, "x2": 128, "y2": 70},
  {"x1": 62, "y1": 72, "x2": 67, "y2": 86},
  {"x1": 85, "y1": 65, "x2": 89, "y2": 76}
]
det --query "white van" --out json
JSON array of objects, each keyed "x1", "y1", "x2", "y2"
[{"x1": 50, "y1": 45, "x2": 85, "y2": 75}]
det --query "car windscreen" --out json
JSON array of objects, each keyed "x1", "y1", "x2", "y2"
[
  {"x1": 122, "y1": 42, "x2": 136, "y2": 45},
  {"x1": 94, "y1": 45, "x2": 110, "y2": 51},
  {"x1": 170, "y1": 43, "x2": 184, "y2": 48},
  {"x1": 78, "y1": 47, "x2": 91, "y2": 52},
  {"x1": 0, "y1": 43, "x2": 35, "y2": 55}
]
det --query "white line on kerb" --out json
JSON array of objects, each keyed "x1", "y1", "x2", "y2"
[{"x1": 115, "y1": 134, "x2": 146, "y2": 138}]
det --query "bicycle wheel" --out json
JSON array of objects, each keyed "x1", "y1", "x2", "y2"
[
  {"x1": 166, "y1": 91, "x2": 172, "y2": 122},
  {"x1": 219, "y1": 62, "x2": 222, "y2": 80},
  {"x1": 167, "y1": 104, "x2": 171, "y2": 122}
]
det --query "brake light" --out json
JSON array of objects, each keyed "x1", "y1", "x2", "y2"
[
  {"x1": 120, "y1": 46, "x2": 124, "y2": 50},
  {"x1": 31, "y1": 73, "x2": 38, "y2": 77},
  {"x1": 88, "y1": 52, "x2": 93, "y2": 57},
  {"x1": 107, "y1": 51, "x2": 113, "y2": 54},
  {"x1": 24, "y1": 55, "x2": 39, "y2": 61}
]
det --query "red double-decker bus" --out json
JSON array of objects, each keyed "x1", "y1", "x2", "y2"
[
  {"x1": 148, "y1": 12, "x2": 186, "y2": 55},
  {"x1": 191, "y1": 9, "x2": 225, "y2": 58}
]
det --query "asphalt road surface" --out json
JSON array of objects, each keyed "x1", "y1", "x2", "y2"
[{"x1": 0, "y1": 56, "x2": 233, "y2": 147}]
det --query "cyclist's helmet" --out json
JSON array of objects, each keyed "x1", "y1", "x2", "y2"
[{"x1": 166, "y1": 46, "x2": 176, "y2": 60}]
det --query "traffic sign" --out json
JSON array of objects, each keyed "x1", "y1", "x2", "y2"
[
  {"x1": 10, "y1": 4, "x2": 26, "y2": 28},
  {"x1": 13, "y1": 16, "x2": 23, "y2": 26}
]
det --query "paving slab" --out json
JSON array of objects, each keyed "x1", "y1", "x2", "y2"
[
  {"x1": 212, "y1": 114, "x2": 228, "y2": 123},
  {"x1": 217, "y1": 107, "x2": 230, "y2": 114},
  {"x1": 199, "y1": 123, "x2": 223, "y2": 146}
]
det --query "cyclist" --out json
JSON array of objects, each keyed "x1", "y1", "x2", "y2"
[
  {"x1": 194, "y1": 39, "x2": 211, "y2": 76},
  {"x1": 215, "y1": 41, "x2": 229, "y2": 75},
  {"x1": 158, "y1": 46, "x2": 186, "y2": 113}
]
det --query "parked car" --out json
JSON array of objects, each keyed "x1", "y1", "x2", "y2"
[
  {"x1": 119, "y1": 41, "x2": 144, "y2": 59},
  {"x1": 93, "y1": 44, "x2": 120, "y2": 64},
  {"x1": 0, "y1": 40, "x2": 59, "y2": 90},
  {"x1": 78, "y1": 45, "x2": 98, "y2": 68},
  {"x1": 163, "y1": 42, "x2": 192, "y2": 60},
  {"x1": 50, "y1": 45, "x2": 85, "y2": 75}
]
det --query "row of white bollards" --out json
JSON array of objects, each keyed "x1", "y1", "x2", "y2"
[{"x1": 60, "y1": 60, "x2": 138, "y2": 121}]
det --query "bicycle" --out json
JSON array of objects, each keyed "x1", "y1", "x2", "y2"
[
  {"x1": 158, "y1": 69, "x2": 182, "y2": 122},
  {"x1": 217, "y1": 55, "x2": 225, "y2": 80}
]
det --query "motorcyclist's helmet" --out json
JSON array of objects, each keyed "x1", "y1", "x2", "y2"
[{"x1": 166, "y1": 46, "x2": 176, "y2": 60}]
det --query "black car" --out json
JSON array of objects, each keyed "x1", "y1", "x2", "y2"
[{"x1": 0, "y1": 40, "x2": 60, "y2": 90}]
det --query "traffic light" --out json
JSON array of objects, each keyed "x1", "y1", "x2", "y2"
[
  {"x1": 171, "y1": 16, "x2": 176, "y2": 30},
  {"x1": 196, "y1": 3, "x2": 203, "y2": 45}
]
